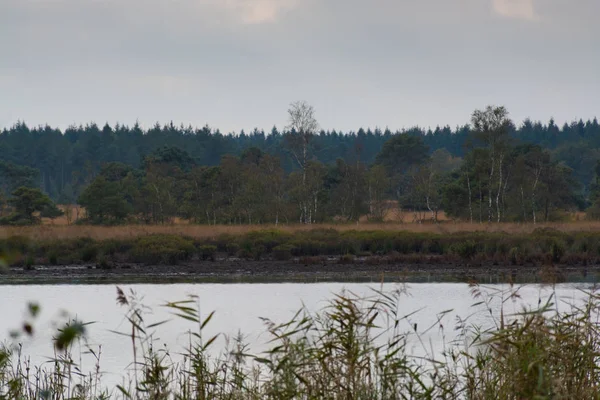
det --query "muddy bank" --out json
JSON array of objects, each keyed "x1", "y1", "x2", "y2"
[{"x1": 2, "y1": 257, "x2": 599, "y2": 285}]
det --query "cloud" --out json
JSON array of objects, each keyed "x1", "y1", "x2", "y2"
[
  {"x1": 2, "y1": 0, "x2": 298, "y2": 25},
  {"x1": 222, "y1": 0, "x2": 298, "y2": 24},
  {"x1": 492, "y1": 0, "x2": 538, "y2": 20}
]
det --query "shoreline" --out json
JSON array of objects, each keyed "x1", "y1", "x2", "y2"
[{"x1": 2, "y1": 259, "x2": 599, "y2": 285}]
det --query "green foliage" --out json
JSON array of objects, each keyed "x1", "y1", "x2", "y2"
[
  {"x1": 97, "y1": 255, "x2": 112, "y2": 270},
  {"x1": 5, "y1": 236, "x2": 33, "y2": 253},
  {"x1": 80, "y1": 245, "x2": 99, "y2": 263},
  {"x1": 130, "y1": 235, "x2": 195, "y2": 264},
  {"x1": 9, "y1": 110, "x2": 592, "y2": 225},
  {"x1": 1, "y1": 116, "x2": 600, "y2": 213},
  {"x1": 449, "y1": 240, "x2": 479, "y2": 260},
  {"x1": 508, "y1": 247, "x2": 520, "y2": 265},
  {"x1": 272, "y1": 244, "x2": 296, "y2": 260},
  {"x1": 550, "y1": 239, "x2": 566, "y2": 263},
  {"x1": 375, "y1": 133, "x2": 429, "y2": 176},
  {"x1": 24, "y1": 255, "x2": 35, "y2": 271},
  {"x1": 144, "y1": 146, "x2": 196, "y2": 172},
  {"x1": 199, "y1": 245, "x2": 217, "y2": 261},
  {"x1": 586, "y1": 198, "x2": 600, "y2": 220},
  {"x1": 48, "y1": 251, "x2": 58, "y2": 265},
  {"x1": 53, "y1": 320, "x2": 87, "y2": 352},
  {"x1": 1, "y1": 187, "x2": 56, "y2": 225},
  {"x1": 78, "y1": 174, "x2": 134, "y2": 224},
  {"x1": 8, "y1": 229, "x2": 600, "y2": 268},
  {"x1": 225, "y1": 242, "x2": 240, "y2": 256},
  {"x1": 40, "y1": 203, "x2": 64, "y2": 219},
  {"x1": 0, "y1": 161, "x2": 39, "y2": 197}
]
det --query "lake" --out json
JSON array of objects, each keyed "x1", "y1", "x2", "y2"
[{"x1": 0, "y1": 282, "x2": 594, "y2": 387}]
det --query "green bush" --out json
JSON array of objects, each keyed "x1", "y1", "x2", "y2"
[
  {"x1": 226, "y1": 243, "x2": 240, "y2": 256},
  {"x1": 24, "y1": 255, "x2": 35, "y2": 271},
  {"x1": 509, "y1": 247, "x2": 520, "y2": 265},
  {"x1": 7, "y1": 229, "x2": 600, "y2": 267},
  {"x1": 130, "y1": 235, "x2": 195, "y2": 265},
  {"x1": 97, "y1": 254, "x2": 112, "y2": 270},
  {"x1": 80, "y1": 245, "x2": 99, "y2": 263},
  {"x1": 100, "y1": 239, "x2": 133, "y2": 256},
  {"x1": 449, "y1": 240, "x2": 478, "y2": 260},
  {"x1": 272, "y1": 244, "x2": 296, "y2": 261},
  {"x1": 199, "y1": 245, "x2": 217, "y2": 261},
  {"x1": 48, "y1": 252, "x2": 58, "y2": 265},
  {"x1": 550, "y1": 239, "x2": 566, "y2": 263}
]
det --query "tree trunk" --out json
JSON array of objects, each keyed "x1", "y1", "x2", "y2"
[
  {"x1": 531, "y1": 167, "x2": 541, "y2": 225},
  {"x1": 496, "y1": 153, "x2": 503, "y2": 223},
  {"x1": 466, "y1": 172, "x2": 473, "y2": 223},
  {"x1": 479, "y1": 179, "x2": 483, "y2": 224},
  {"x1": 488, "y1": 154, "x2": 495, "y2": 222},
  {"x1": 520, "y1": 185, "x2": 527, "y2": 222}
]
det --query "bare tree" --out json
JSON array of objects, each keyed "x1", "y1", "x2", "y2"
[{"x1": 285, "y1": 101, "x2": 319, "y2": 223}]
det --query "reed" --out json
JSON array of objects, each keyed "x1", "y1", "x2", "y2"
[{"x1": 1, "y1": 284, "x2": 600, "y2": 399}]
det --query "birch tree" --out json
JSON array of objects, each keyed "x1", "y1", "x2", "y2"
[
  {"x1": 285, "y1": 101, "x2": 319, "y2": 223},
  {"x1": 471, "y1": 106, "x2": 512, "y2": 222}
]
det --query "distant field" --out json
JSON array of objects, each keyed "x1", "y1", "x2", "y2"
[
  {"x1": 2, "y1": 220, "x2": 600, "y2": 241},
  {"x1": 0, "y1": 203, "x2": 581, "y2": 241}
]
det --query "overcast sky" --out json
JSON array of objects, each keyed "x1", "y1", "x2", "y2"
[{"x1": 1, "y1": 0, "x2": 598, "y2": 133}]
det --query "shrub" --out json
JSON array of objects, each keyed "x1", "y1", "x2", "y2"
[
  {"x1": 550, "y1": 239, "x2": 566, "y2": 263},
  {"x1": 100, "y1": 239, "x2": 133, "y2": 256},
  {"x1": 509, "y1": 247, "x2": 520, "y2": 265},
  {"x1": 422, "y1": 239, "x2": 444, "y2": 254},
  {"x1": 48, "y1": 252, "x2": 58, "y2": 265},
  {"x1": 289, "y1": 240, "x2": 323, "y2": 256},
  {"x1": 199, "y1": 245, "x2": 217, "y2": 261},
  {"x1": 272, "y1": 244, "x2": 296, "y2": 261},
  {"x1": 449, "y1": 240, "x2": 478, "y2": 260},
  {"x1": 130, "y1": 235, "x2": 195, "y2": 265},
  {"x1": 5, "y1": 236, "x2": 33, "y2": 253},
  {"x1": 80, "y1": 245, "x2": 99, "y2": 263},
  {"x1": 97, "y1": 255, "x2": 112, "y2": 270},
  {"x1": 226, "y1": 243, "x2": 240, "y2": 257},
  {"x1": 24, "y1": 255, "x2": 35, "y2": 271},
  {"x1": 253, "y1": 245, "x2": 266, "y2": 261}
]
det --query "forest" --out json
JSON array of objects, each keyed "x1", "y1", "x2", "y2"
[{"x1": 1, "y1": 103, "x2": 600, "y2": 225}]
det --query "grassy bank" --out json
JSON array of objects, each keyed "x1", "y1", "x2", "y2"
[
  {"x1": 3, "y1": 227, "x2": 600, "y2": 269},
  {"x1": 1, "y1": 285, "x2": 600, "y2": 399}
]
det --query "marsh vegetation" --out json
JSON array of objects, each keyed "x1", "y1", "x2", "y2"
[{"x1": 1, "y1": 283, "x2": 600, "y2": 399}]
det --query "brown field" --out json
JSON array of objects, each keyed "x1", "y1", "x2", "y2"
[
  {"x1": 0, "y1": 203, "x2": 583, "y2": 241},
  {"x1": 1, "y1": 219, "x2": 600, "y2": 241}
]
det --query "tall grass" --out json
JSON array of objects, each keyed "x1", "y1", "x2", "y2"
[
  {"x1": 2, "y1": 284, "x2": 600, "y2": 399},
  {"x1": 8, "y1": 220, "x2": 600, "y2": 242}
]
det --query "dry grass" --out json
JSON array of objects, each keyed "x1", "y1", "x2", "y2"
[
  {"x1": 4, "y1": 220, "x2": 600, "y2": 241},
  {"x1": 3, "y1": 203, "x2": 586, "y2": 241}
]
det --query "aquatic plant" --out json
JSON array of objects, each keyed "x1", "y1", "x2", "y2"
[{"x1": 1, "y1": 283, "x2": 600, "y2": 399}]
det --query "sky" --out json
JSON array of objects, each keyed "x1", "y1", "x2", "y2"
[{"x1": 0, "y1": 0, "x2": 598, "y2": 133}]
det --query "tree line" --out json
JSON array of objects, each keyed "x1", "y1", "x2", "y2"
[
  {"x1": 0, "y1": 103, "x2": 599, "y2": 225},
  {"x1": 1, "y1": 109, "x2": 600, "y2": 204}
]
